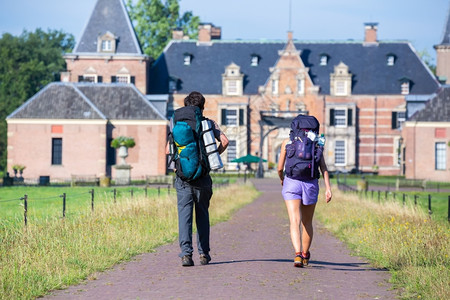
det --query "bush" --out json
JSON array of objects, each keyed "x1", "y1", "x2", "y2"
[{"x1": 110, "y1": 136, "x2": 136, "y2": 149}]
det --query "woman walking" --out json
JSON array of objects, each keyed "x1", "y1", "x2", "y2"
[{"x1": 277, "y1": 114, "x2": 332, "y2": 267}]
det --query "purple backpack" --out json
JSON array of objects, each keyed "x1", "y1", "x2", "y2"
[{"x1": 284, "y1": 115, "x2": 323, "y2": 180}]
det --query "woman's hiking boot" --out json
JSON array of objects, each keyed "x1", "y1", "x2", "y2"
[
  {"x1": 300, "y1": 252, "x2": 310, "y2": 266},
  {"x1": 294, "y1": 255, "x2": 303, "y2": 268},
  {"x1": 181, "y1": 255, "x2": 194, "y2": 267}
]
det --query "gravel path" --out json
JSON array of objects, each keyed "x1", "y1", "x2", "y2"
[{"x1": 45, "y1": 178, "x2": 397, "y2": 299}]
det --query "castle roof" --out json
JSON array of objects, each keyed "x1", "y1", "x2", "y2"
[{"x1": 149, "y1": 40, "x2": 439, "y2": 96}]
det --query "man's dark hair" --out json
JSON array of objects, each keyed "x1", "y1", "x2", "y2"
[{"x1": 184, "y1": 91, "x2": 205, "y2": 110}]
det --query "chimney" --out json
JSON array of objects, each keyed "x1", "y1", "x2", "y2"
[
  {"x1": 364, "y1": 22, "x2": 378, "y2": 43},
  {"x1": 198, "y1": 23, "x2": 221, "y2": 43},
  {"x1": 172, "y1": 28, "x2": 184, "y2": 40},
  {"x1": 60, "y1": 71, "x2": 70, "y2": 82}
]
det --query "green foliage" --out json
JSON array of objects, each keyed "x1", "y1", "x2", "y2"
[
  {"x1": 110, "y1": 136, "x2": 136, "y2": 149},
  {"x1": 126, "y1": 0, "x2": 200, "y2": 59},
  {"x1": 0, "y1": 29, "x2": 75, "y2": 173},
  {"x1": 418, "y1": 48, "x2": 436, "y2": 75}
]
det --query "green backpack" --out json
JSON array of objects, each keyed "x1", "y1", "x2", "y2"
[{"x1": 168, "y1": 106, "x2": 210, "y2": 181}]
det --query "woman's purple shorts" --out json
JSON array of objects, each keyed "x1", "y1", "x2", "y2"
[{"x1": 282, "y1": 176, "x2": 319, "y2": 205}]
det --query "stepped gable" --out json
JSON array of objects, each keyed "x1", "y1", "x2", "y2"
[
  {"x1": 7, "y1": 83, "x2": 105, "y2": 120},
  {"x1": 150, "y1": 40, "x2": 439, "y2": 95},
  {"x1": 409, "y1": 86, "x2": 450, "y2": 122},
  {"x1": 74, "y1": 0, "x2": 142, "y2": 54}
]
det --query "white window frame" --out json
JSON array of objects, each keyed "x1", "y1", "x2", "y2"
[
  {"x1": 335, "y1": 81, "x2": 347, "y2": 96},
  {"x1": 184, "y1": 54, "x2": 191, "y2": 65},
  {"x1": 272, "y1": 79, "x2": 279, "y2": 95},
  {"x1": 251, "y1": 55, "x2": 259, "y2": 66},
  {"x1": 116, "y1": 75, "x2": 130, "y2": 83},
  {"x1": 335, "y1": 140, "x2": 346, "y2": 166},
  {"x1": 387, "y1": 55, "x2": 395, "y2": 66},
  {"x1": 225, "y1": 109, "x2": 238, "y2": 126},
  {"x1": 82, "y1": 74, "x2": 97, "y2": 83},
  {"x1": 401, "y1": 82, "x2": 410, "y2": 95},
  {"x1": 101, "y1": 40, "x2": 112, "y2": 51},
  {"x1": 297, "y1": 79, "x2": 305, "y2": 95},
  {"x1": 435, "y1": 142, "x2": 446, "y2": 170},
  {"x1": 320, "y1": 55, "x2": 328, "y2": 66},
  {"x1": 227, "y1": 140, "x2": 237, "y2": 162},
  {"x1": 334, "y1": 109, "x2": 347, "y2": 127},
  {"x1": 226, "y1": 80, "x2": 238, "y2": 95}
]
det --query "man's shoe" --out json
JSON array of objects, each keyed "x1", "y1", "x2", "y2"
[
  {"x1": 199, "y1": 254, "x2": 211, "y2": 265},
  {"x1": 181, "y1": 255, "x2": 194, "y2": 267}
]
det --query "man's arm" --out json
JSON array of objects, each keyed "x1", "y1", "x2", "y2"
[{"x1": 217, "y1": 133, "x2": 229, "y2": 154}]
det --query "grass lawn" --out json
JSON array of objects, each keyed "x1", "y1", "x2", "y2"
[{"x1": 0, "y1": 182, "x2": 260, "y2": 299}]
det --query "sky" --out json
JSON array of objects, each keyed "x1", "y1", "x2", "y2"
[{"x1": 0, "y1": 0, "x2": 448, "y2": 62}]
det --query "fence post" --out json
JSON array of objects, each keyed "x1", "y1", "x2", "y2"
[
  {"x1": 22, "y1": 194, "x2": 28, "y2": 227},
  {"x1": 158, "y1": 186, "x2": 160, "y2": 197},
  {"x1": 113, "y1": 189, "x2": 117, "y2": 204},
  {"x1": 402, "y1": 194, "x2": 405, "y2": 206},
  {"x1": 60, "y1": 193, "x2": 66, "y2": 218},
  {"x1": 448, "y1": 195, "x2": 450, "y2": 223},
  {"x1": 90, "y1": 189, "x2": 94, "y2": 212},
  {"x1": 414, "y1": 194, "x2": 418, "y2": 206},
  {"x1": 168, "y1": 185, "x2": 170, "y2": 195},
  {"x1": 428, "y1": 194, "x2": 432, "y2": 217},
  {"x1": 145, "y1": 186, "x2": 148, "y2": 198},
  {"x1": 385, "y1": 191, "x2": 388, "y2": 201},
  {"x1": 393, "y1": 192, "x2": 396, "y2": 200},
  {"x1": 130, "y1": 189, "x2": 133, "y2": 199},
  {"x1": 378, "y1": 191, "x2": 380, "y2": 202}
]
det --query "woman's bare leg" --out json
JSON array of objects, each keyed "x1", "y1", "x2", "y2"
[
  {"x1": 300, "y1": 202, "x2": 316, "y2": 254},
  {"x1": 284, "y1": 199, "x2": 302, "y2": 253}
]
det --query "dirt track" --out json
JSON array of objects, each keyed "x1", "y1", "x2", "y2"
[{"x1": 45, "y1": 178, "x2": 397, "y2": 299}]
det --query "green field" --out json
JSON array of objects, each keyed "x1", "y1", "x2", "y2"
[
  {"x1": 331, "y1": 176, "x2": 450, "y2": 223},
  {"x1": 0, "y1": 186, "x2": 170, "y2": 222}
]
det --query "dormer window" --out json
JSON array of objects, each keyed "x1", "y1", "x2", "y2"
[
  {"x1": 297, "y1": 79, "x2": 305, "y2": 95},
  {"x1": 330, "y1": 62, "x2": 352, "y2": 96},
  {"x1": 97, "y1": 31, "x2": 117, "y2": 53},
  {"x1": 251, "y1": 54, "x2": 259, "y2": 66},
  {"x1": 320, "y1": 54, "x2": 328, "y2": 66},
  {"x1": 222, "y1": 63, "x2": 244, "y2": 96},
  {"x1": 401, "y1": 81, "x2": 410, "y2": 95},
  {"x1": 387, "y1": 54, "x2": 396, "y2": 66},
  {"x1": 184, "y1": 53, "x2": 192, "y2": 65}
]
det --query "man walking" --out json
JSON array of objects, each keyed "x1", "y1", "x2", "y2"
[{"x1": 167, "y1": 91, "x2": 229, "y2": 266}]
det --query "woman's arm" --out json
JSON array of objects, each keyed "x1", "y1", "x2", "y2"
[
  {"x1": 319, "y1": 155, "x2": 332, "y2": 203},
  {"x1": 277, "y1": 139, "x2": 288, "y2": 185}
]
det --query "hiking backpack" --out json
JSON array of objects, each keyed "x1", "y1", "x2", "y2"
[
  {"x1": 168, "y1": 106, "x2": 211, "y2": 182},
  {"x1": 284, "y1": 115, "x2": 324, "y2": 180}
]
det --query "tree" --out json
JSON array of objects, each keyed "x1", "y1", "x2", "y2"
[
  {"x1": 0, "y1": 29, "x2": 75, "y2": 172},
  {"x1": 418, "y1": 48, "x2": 436, "y2": 75},
  {"x1": 126, "y1": 0, "x2": 200, "y2": 59}
]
